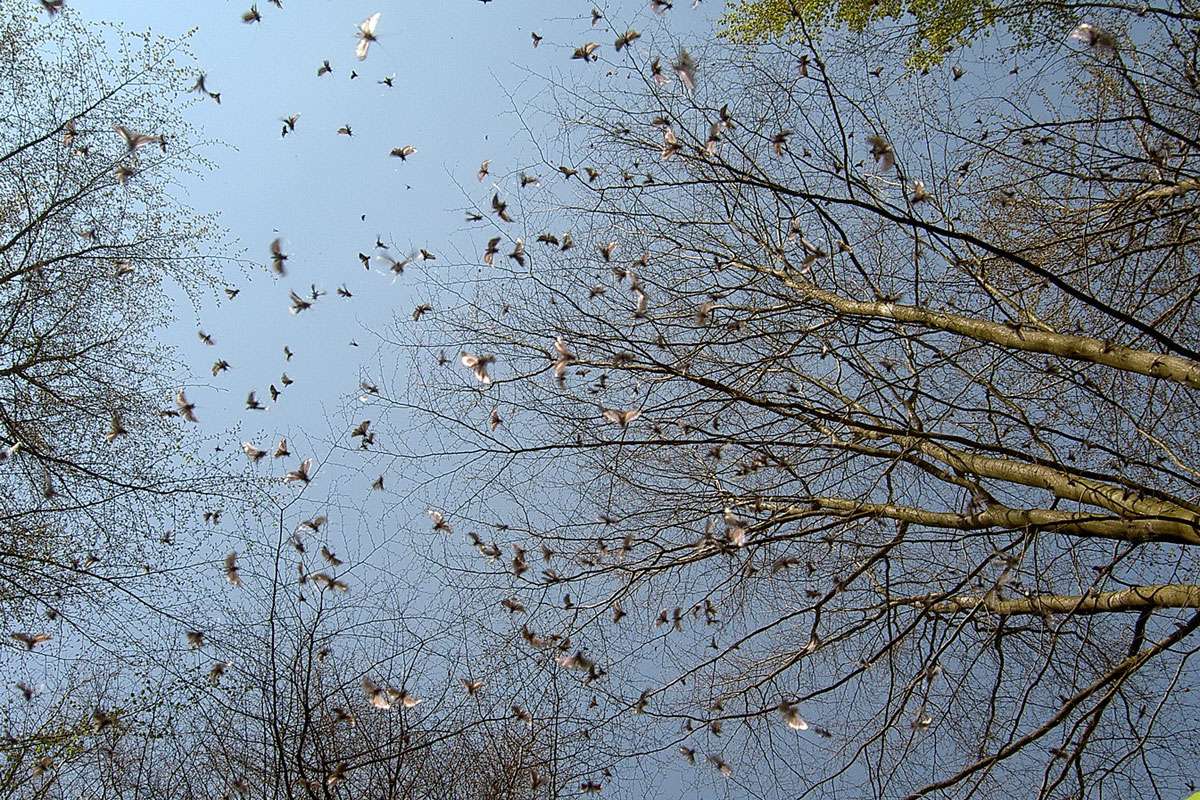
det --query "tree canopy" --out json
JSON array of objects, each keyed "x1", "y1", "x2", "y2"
[
  {"x1": 377, "y1": 3, "x2": 1200, "y2": 796},
  {"x1": 719, "y1": 0, "x2": 1068, "y2": 66}
]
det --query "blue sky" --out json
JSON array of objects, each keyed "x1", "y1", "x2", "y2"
[
  {"x1": 50, "y1": 3, "x2": 718, "y2": 614},
  {"x1": 75, "y1": 0, "x2": 716, "y2": 485},
  {"x1": 57, "y1": 4, "x2": 721, "y2": 795}
]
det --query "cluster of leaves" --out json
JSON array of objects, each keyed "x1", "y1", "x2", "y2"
[{"x1": 719, "y1": 0, "x2": 1068, "y2": 66}]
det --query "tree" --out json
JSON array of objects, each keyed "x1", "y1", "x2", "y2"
[
  {"x1": 719, "y1": 0, "x2": 1073, "y2": 66},
  {"x1": 0, "y1": 3, "x2": 236, "y2": 790},
  {"x1": 47, "y1": 496, "x2": 597, "y2": 800},
  {"x1": 0, "y1": 3, "x2": 226, "y2": 599},
  {"x1": 376, "y1": 6, "x2": 1200, "y2": 798}
]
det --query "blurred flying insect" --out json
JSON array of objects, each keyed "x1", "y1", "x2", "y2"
[{"x1": 356, "y1": 13, "x2": 381, "y2": 60}]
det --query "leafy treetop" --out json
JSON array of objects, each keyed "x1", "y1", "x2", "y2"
[{"x1": 719, "y1": 0, "x2": 1064, "y2": 67}]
